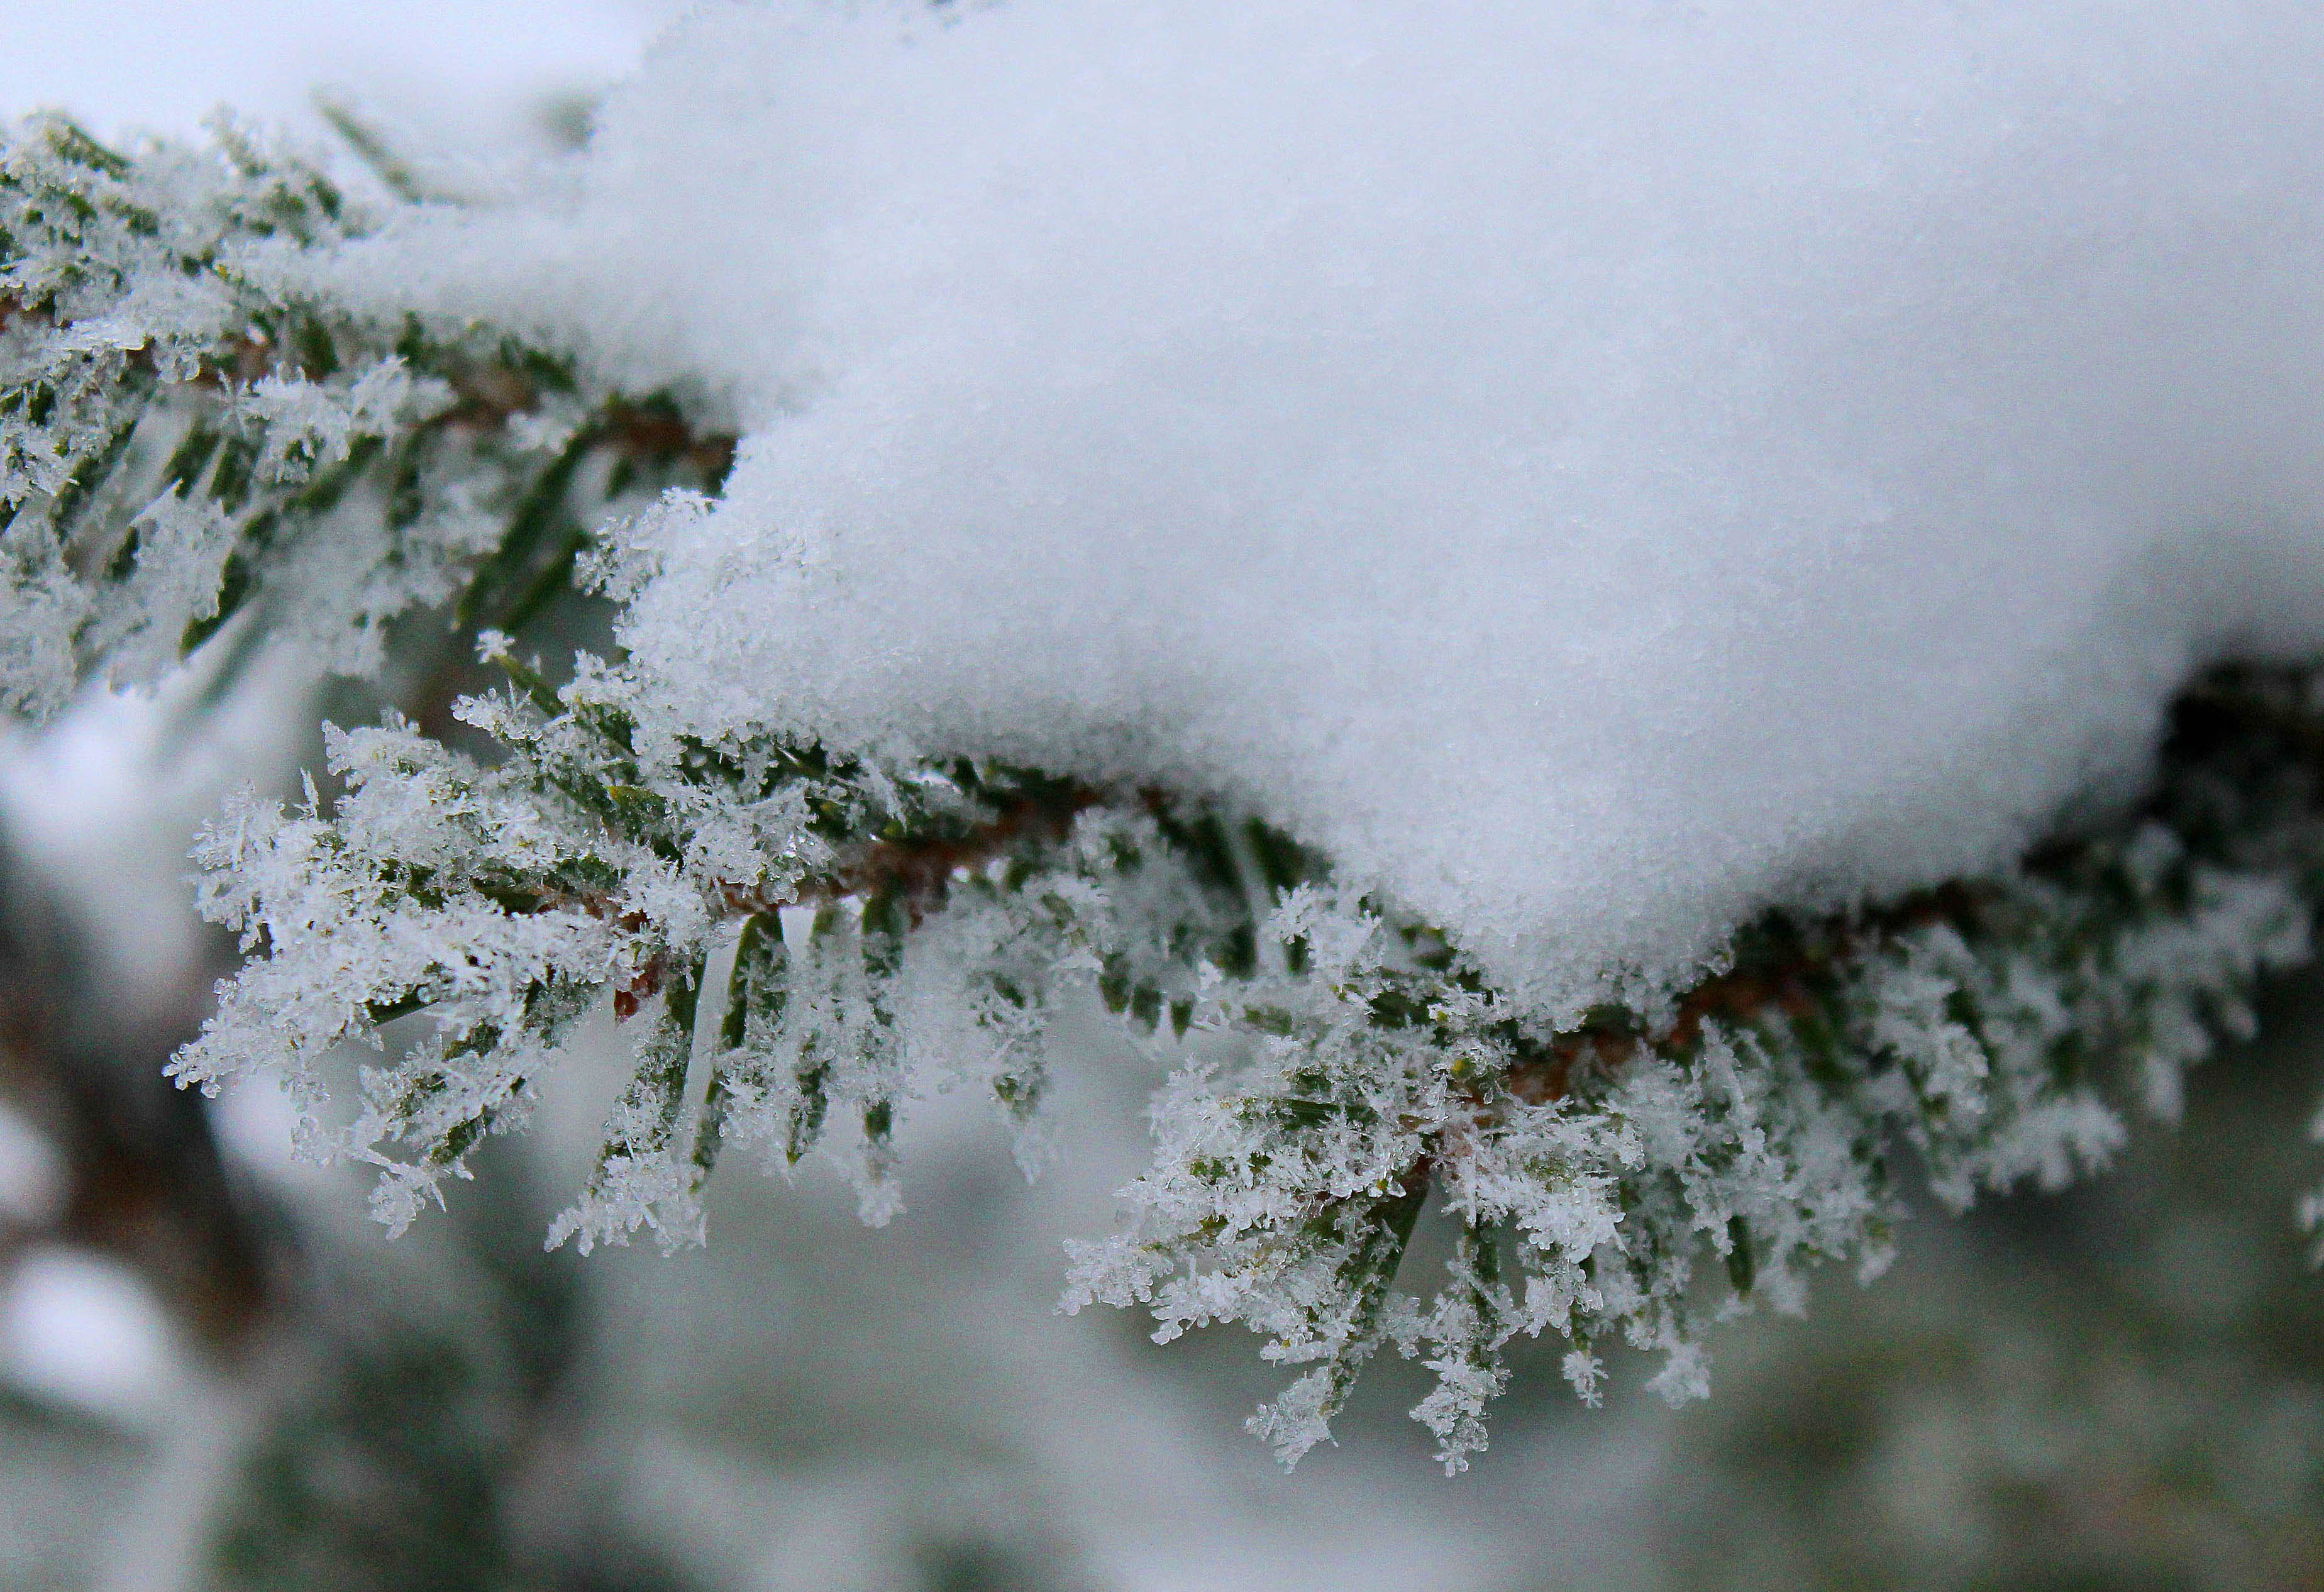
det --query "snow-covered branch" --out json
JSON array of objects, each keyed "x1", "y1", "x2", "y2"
[{"x1": 14, "y1": 1, "x2": 2324, "y2": 1471}]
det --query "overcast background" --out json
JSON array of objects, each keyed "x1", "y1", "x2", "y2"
[{"x1": 0, "y1": 0, "x2": 665, "y2": 149}]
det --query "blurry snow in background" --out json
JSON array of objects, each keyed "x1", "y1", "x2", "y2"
[
  {"x1": 0, "y1": 0, "x2": 667, "y2": 150},
  {"x1": 0, "y1": 1247, "x2": 185, "y2": 1430}
]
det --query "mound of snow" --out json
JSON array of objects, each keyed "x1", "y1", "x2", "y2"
[{"x1": 370, "y1": 1, "x2": 2324, "y2": 1017}]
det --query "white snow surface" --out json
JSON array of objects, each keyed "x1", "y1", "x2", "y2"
[{"x1": 360, "y1": 1, "x2": 2324, "y2": 1019}]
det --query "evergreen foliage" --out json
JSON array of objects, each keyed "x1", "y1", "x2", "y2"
[
  {"x1": 0, "y1": 111, "x2": 728, "y2": 721},
  {"x1": 8, "y1": 112, "x2": 2323, "y2": 1474}
]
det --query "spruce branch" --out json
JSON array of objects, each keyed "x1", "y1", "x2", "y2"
[
  {"x1": 0, "y1": 113, "x2": 733, "y2": 719},
  {"x1": 16, "y1": 113, "x2": 2324, "y2": 1473},
  {"x1": 180, "y1": 634, "x2": 2324, "y2": 1469}
]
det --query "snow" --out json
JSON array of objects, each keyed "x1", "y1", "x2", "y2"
[
  {"x1": 0, "y1": 1105, "x2": 64, "y2": 1229},
  {"x1": 0, "y1": 1247, "x2": 187, "y2": 1429},
  {"x1": 0, "y1": 656, "x2": 307, "y2": 1017},
  {"x1": 345, "y1": 0, "x2": 2324, "y2": 1019}
]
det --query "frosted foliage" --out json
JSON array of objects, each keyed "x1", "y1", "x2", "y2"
[
  {"x1": 0, "y1": 113, "x2": 721, "y2": 722},
  {"x1": 177, "y1": 722, "x2": 621, "y2": 1231},
  {"x1": 172, "y1": 624, "x2": 2290, "y2": 1471},
  {"x1": 0, "y1": 117, "x2": 448, "y2": 711},
  {"x1": 554, "y1": 0, "x2": 2324, "y2": 1017},
  {"x1": 3, "y1": 121, "x2": 246, "y2": 714},
  {"x1": 1058, "y1": 833, "x2": 2311, "y2": 1471},
  {"x1": 19, "y1": 3, "x2": 2324, "y2": 1473}
]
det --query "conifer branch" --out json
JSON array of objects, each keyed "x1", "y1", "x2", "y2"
[{"x1": 12, "y1": 113, "x2": 2324, "y2": 1473}]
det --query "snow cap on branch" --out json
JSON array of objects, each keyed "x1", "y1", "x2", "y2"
[{"x1": 387, "y1": 0, "x2": 2324, "y2": 1020}]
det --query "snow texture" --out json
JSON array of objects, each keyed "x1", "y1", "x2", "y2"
[{"x1": 358, "y1": 0, "x2": 2324, "y2": 1017}]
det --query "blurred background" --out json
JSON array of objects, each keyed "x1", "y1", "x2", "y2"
[
  {"x1": 0, "y1": 0, "x2": 664, "y2": 153},
  {"x1": 3, "y1": 4, "x2": 2323, "y2": 1588}
]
